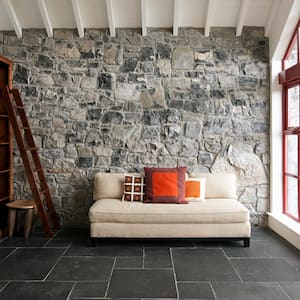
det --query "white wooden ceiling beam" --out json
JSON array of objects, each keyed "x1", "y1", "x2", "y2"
[
  {"x1": 264, "y1": 0, "x2": 280, "y2": 37},
  {"x1": 173, "y1": 0, "x2": 180, "y2": 36},
  {"x1": 105, "y1": 0, "x2": 115, "y2": 37},
  {"x1": 37, "y1": 0, "x2": 53, "y2": 37},
  {"x1": 205, "y1": 0, "x2": 214, "y2": 37},
  {"x1": 72, "y1": 0, "x2": 84, "y2": 38},
  {"x1": 236, "y1": 0, "x2": 250, "y2": 37},
  {"x1": 141, "y1": 0, "x2": 147, "y2": 36},
  {"x1": 2, "y1": 0, "x2": 22, "y2": 38}
]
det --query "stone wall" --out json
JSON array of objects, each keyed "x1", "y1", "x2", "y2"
[{"x1": 0, "y1": 27, "x2": 269, "y2": 226}]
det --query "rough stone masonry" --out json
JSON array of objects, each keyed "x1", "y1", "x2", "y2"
[{"x1": 0, "y1": 27, "x2": 269, "y2": 226}]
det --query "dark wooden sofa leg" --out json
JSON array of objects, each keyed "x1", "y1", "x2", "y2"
[
  {"x1": 90, "y1": 237, "x2": 96, "y2": 247},
  {"x1": 243, "y1": 238, "x2": 250, "y2": 247}
]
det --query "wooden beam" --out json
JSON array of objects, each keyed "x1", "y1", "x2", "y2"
[
  {"x1": 264, "y1": 0, "x2": 280, "y2": 37},
  {"x1": 141, "y1": 0, "x2": 147, "y2": 36},
  {"x1": 105, "y1": 0, "x2": 115, "y2": 37},
  {"x1": 72, "y1": 0, "x2": 84, "y2": 38},
  {"x1": 205, "y1": 0, "x2": 214, "y2": 37},
  {"x1": 37, "y1": 0, "x2": 53, "y2": 37},
  {"x1": 173, "y1": 0, "x2": 180, "y2": 36},
  {"x1": 236, "y1": 0, "x2": 250, "y2": 37},
  {"x1": 2, "y1": 0, "x2": 22, "y2": 38}
]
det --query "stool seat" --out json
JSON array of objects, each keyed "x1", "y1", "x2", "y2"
[
  {"x1": 6, "y1": 199, "x2": 36, "y2": 209},
  {"x1": 6, "y1": 199, "x2": 37, "y2": 238}
]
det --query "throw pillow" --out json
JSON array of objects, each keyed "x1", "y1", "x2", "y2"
[
  {"x1": 144, "y1": 167, "x2": 187, "y2": 203},
  {"x1": 122, "y1": 174, "x2": 145, "y2": 202},
  {"x1": 185, "y1": 177, "x2": 206, "y2": 201}
]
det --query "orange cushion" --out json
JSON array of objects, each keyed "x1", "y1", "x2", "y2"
[
  {"x1": 185, "y1": 177, "x2": 206, "y2": 201},
  {"x1": 144, "y1": 167, "x2": 187, "y2": 204}
]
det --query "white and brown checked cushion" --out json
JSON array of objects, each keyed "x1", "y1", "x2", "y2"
[{"x1": 122, "y1": 174, "x2": 145, "y2": 202}]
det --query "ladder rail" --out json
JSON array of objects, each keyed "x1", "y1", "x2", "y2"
[
  {"x1": 1, "y1": 86, "x2": 60, "y2": 237},
  {"x1": 12, "y1": 89, "x2": 60, "y2": 229}
]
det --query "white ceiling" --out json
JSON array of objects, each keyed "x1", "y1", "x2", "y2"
[{"x1": 0, "y1": 0, "x2": 280, "y2": 38}]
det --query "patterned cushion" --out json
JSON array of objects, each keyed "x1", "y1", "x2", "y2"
[
  {"x1": 185, "y1": 177, "x2": 206, "y2": 201},
  {"x1": 144, "y1": 167, "x2": 187, "y2": 204},
  {"x1": 122, "y1": 174, "x2": 145, "y2": 202}
]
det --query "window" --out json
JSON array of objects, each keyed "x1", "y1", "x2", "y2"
[{"x1": 280, "y1": 21, "x2": 300, "y2": 222}]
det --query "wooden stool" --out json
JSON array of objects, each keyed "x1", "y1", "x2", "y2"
[{"x1": 6, "y1": 200, "x2": 37, "y2": 238}]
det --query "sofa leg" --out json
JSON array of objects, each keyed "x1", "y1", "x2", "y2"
[
  {"x1": 243, "y1": 238, "x2": 250, "y2": 247},
  {"x1": 90, "y1": 238, "x2": 96, "y2": 247}
]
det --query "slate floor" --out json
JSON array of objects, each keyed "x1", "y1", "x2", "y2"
[{"x1": 0, "y1": 226, "x2": 300, "y2": 299}]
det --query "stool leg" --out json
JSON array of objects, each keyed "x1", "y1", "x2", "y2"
[
  {"x1": 24, "y1": 209, "x2": 34, "y2": 239},
  {"x1": 8, "y1": 209, "x2": 16, "y2": 238},
  {"x1": 31, "y1": 207, "x2": 38, "y2": 234}
]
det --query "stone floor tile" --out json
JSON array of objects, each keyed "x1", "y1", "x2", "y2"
[
  {"x1": 231, "y1": 258, "x2": 300, "y2": 282},
  {"x1": 115, "y1": 257, "x2": 143, "y2": 268},
  {"x1": 178, "y1": 282, "x2": 214, "y2": 299},
  {"x1": 144, "y1": 247, "x2": 172, "y2": 268},
  {"x1": 172, "y1": 248, "x2": 240, "y2": 282},
  {"x1": 107, "y1": 269, "x2": 177, "y2": 298},
  {"x1": 70, "y1": 281, "x2": 107, "y2": 298},
  {"x1": 212, "y1": 282, "x2": 290, "y2": 300},
  {"x1": 0, "y1": 237, "x2": 48, "y2": 247},
  {"x1": 0, "y1": 281, "x2": 73, "y2": 300},
  {"x1": 279, "y1": 282, "x2": 300, "y2": 299},
  {"x1": 0, "y1": 248, "x2": 15, "y2": 260},
  {"x1": 47, "y1": 256, "x2": 114, "y2": 281},
  {"x1": 0, "y1": 248, "x2": 64, "y2": 280}
]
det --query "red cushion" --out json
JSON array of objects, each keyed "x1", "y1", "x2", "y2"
[{"x1": 144, "y1": 167, "x2": 187, "y2": 203}]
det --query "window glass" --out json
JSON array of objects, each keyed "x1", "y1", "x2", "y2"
[
  {"x1": 287, "y1": 135, "x2": 298, "y2": 175},
  {"x1": 285, "y1": 39, "x2": 298, "y2": 69},
  {"x1": 288, "y1": 85, "x2": 299, "y2": 127},
  {"x1": 287, "y1": 176, "x2": 299, "y2": 219}
]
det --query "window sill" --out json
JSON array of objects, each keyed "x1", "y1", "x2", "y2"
[{"x1": 268, "y1": 212, "x2": 300, "y2": 250}]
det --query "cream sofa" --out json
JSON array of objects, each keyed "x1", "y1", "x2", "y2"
[{"x1": 89, "y1": 172, "x2": 251, "y2": 247}]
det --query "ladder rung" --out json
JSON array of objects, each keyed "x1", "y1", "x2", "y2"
[
  {"x1": 0, "y1": 114, "x2": 8, "y2": 118},
  {"x1": 0, "y1": 169, "x2": 10, "y2": 174},
  {"x1": 34, "y1": 168, "x2": 43, "y2": 173},
  {"x1": 27, "y1": 147, "x2": 38, "y2": 152}
]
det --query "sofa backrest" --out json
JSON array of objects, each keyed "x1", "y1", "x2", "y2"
[
  {"x1": 93, "y1": 172, "x2": 237, "y2": 201},
  {"x1": 189, "y1": 173, "x2": 236, "y2": 199}
]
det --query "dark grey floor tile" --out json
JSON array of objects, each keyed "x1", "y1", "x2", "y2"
[
  {"x1": 47, "y1": 256, "x2": 114, "y2": 281},
  {"x1": 65, "y1": 242, "x2": 143, "y2": 257},
  {"x1": 0, "y1": 248, "x2": 15, "y2": 260},
  {"x1": 231, "y1": 258, "x2": 300, "y2": 282},
  {"x1": 0, "y1": 281, "x2": 73, "y2": 300},
  {"x1": 251, "y1": 226, "x2": 280, "y2": 241},
  {"x1": 279, "y1": 282, "x2": 300, "y2": 299},
  {"x1": 178, "y1": 282, "x2": 214, "y2": 299},
  {"x1": 54, "y1": 227, "x2": 89, "y2": 240},
  {"x1": 212, "y1": 282, "x2": 290, "y2": 300},
  {"x1": 0, "y1": 237, "x2": 48, "y2": 247},
  {"x1": 115, "y1": 257, "x2": 143, "y2": 268},
  {"x1": 0, "y1": 248, "x2": 64, "y2": 280},
  {"x1": 194, "y1": 240, "x2": 221, "y2": 248},
  {"x1": 222, "y1": 240, "x2": 293, "y2": 257},
  {"x1": 172, "y1": 249, "x2": 240, "y2": 282},
  {"x1": 144, "y1": 248, "x2": 172, "y2": 268},
  {"x1": 0, "y1": 281, "x2": 8, "y2": 292},
  {"x1": 70, "y1": 281, "x2": 107, "y2": 298},
  {"x1": 143, "y1": 239, "x2": 194, "y2": 248},
  {"x1": 44, "y1": 239, "x2": 71, "y2": 247},
  {"x1": 107, "y1": 269, "x2": 177, "y2": 298}
]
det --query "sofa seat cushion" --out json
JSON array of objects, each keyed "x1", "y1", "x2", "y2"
[{"x1": 89, "y1": 199, "x2": 249, "y2": 224}]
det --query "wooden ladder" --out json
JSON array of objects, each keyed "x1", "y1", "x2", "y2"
[{"x1": 1, "y1": 86, "x2": 60, "y2": 237}]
